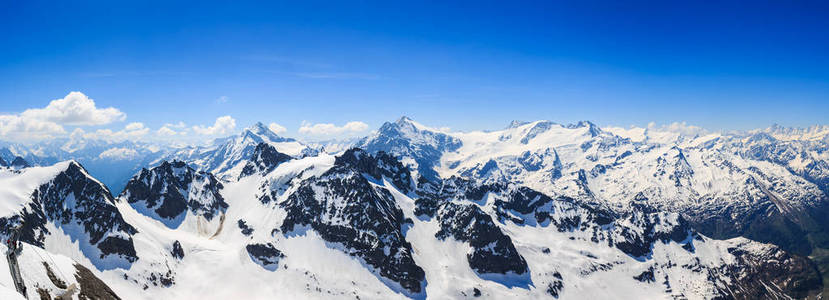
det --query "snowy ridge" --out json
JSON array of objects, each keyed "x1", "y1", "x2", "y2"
[
  {"x1": 362, "y1": 117, "x2": 829, "y2": 258},
  {"x1": 0, "y1": 118, "x2": 827, "y2": 299},
  {"x1": 0, "y1": 160, "x2": 138, "y2": 272},
  {"x1": 119, "y1": 160, "x2": 228, "y2": 236},
  {"x1": 1, "y1": 243, "x2": 122, "y2": 299},
  {"x1": 162, "y1": 122, "x2": 314, "y2": 179},
  {"x1": 359, "y1": 116, "x2": 462, "y2": 181}
]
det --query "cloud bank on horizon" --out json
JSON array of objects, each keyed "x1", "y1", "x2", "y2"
[
  {"x1": 0, "y1": 92, "x2": 376, "y2": 143},
  {"x1": 0, "y1": 91, "x2": 822, "y2": 145},
  {"x1": 0, "y1": 92, "x2": 125, "y2": 140}
]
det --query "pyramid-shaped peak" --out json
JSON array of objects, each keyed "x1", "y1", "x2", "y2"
[
  {"x1": 246, "y1": 122, "x2": 270, "y2": 133},
  {"x1": 395, "y1": 116, "x2": 414, "y2": 125},
  {"x1": 377, "y1": 116, "x2": 423, "y2": 135},
  {"x1": 242, "y1": 122, "x2": 294, "y2": 143}
]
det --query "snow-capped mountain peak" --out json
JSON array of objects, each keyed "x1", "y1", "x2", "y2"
[
  {"x1": 161, "y1": 122, "x2": 314, "y2": 178},
  {"x1": 240, "y1": 122, "x2": 295, "y2": 145},
  {"x1": 762, "y1": 123, "x2": 829, "y2": 141},
  {"x1": 360, "y1": 116, "x2": 462, "y2": 180},
  {"x1": 0, "y1": 160, "x2": 138, "y2": 272},
  {"x1": 120, "y1": 160, "x2": 227, "y2": 235}
]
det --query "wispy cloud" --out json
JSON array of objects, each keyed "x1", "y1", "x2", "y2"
[
  {"x1": 264, "y1": 70, "x2": 382, "y2": 80},
  {"x1": 0, "y1": 92, "x2": 127, "y2": 141},
  {"x1": 240, "y1": 55, "x2": 332, "y2": 68},
  {"x1": 248, "y1": 54, "x2": 381, "y2": 80},
  {"x1": 292, "y1": 72, "x2": 381, "y2": 80},
  {"x1": 76, "y1": 122, "x2": 150, "y2": 141},
  {"x1": 164, "y1": 121, "x2": 187, "y2": 129},
  {"x1": 216, "y1": 96, "x2": 229, "y2": 103},
  {"x1": 78, "y1": 70, "x2": 195, "y2": 78}
]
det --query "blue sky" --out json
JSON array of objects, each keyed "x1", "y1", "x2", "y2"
[{"x1": 1, "y1": 1, "x2": 827, "y2": 141}]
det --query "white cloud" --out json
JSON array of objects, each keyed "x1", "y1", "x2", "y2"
[
  {"x1": 268, "y1": 122, "x2": 287, "y2": 134},
  {"x1": 647, "y1": 121, "x2": 708, "y2": 136},
  {"x1": 83, "y1": 122, "x2": 149, "y2": 141},
  {"x1": 125, "y1": 122, "x2": 144, "y2": 131},
  {"x1": 298, "y1": 121, "x2": 369, "y2": 136},
  {"x1": 0, "y1": 114, "x2": 66, "y2": 141},
  {"x1": 0, "y1": 91, "x2": 128, "y2": 142},
  {"x1": 193, "y1": 116, "x2": 237, "y2": 135},
  {"x1": 164, "y1": 121, "x2": 187, "y2": 129},
  {"x1": 69, "y1": 128, "x2": 86, "y2": 139},
  {"x1": 99, "y1": 147, "x2": 139, "y2": 160},
  {"x1": 156, "y1": 126, "x2": 179, "y2": 137},
  {"x1": 21, "y1": 91, "x2": 125, "y2": 126},
  {"x1": 216, "y1": 96, "x2": 229, "y2": 103}
]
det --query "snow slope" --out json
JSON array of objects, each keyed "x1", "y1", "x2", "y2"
[
  {"x1": 1, "y1": 118, "x2": 827, "y2": 299},
  {"x1": 1, "y1": 243, "x2": 121, "y2": 299},
  {"x1": 361, "y1": 117, "x2": 829, "y2": 258}
]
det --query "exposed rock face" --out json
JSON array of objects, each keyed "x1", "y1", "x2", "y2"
[
  {"x1": 409, "y1": 171, "x2": 824, "y2": 298},
  {"x1": 171, "y1": 241, "x2": 184, "y2": 259},
  {"x1": 610, "y1": 204, "x2": 696, "y2": 259},
  {"x1": 239, "y1": 143, "x2": 293, "y2": 178},
  {"x1": 0, "y1": 161, "x2": 138, "y2": 269},
  {"x1": 332, "y1": 148, "x2": 415, "y2": 194},
  {"x1": 120, "y1": 160, "x2": 228, "y2": 228},
  {"x1": 360, "y1": 117, "x2": 829, "y2": 261},
  {"x1": 415, "y1": 176, "x2": 692, "y2": 263},
  {"x1": 238, "y1": 219, "x2": 253, "y2": 236},
  {"x1": 246, "y1": 243, "x2": 285, "y2": 271},
  {"x1": 723, "y1": 239, "x2": 822, "y2": 299},
  {"x1": 279, "y1": 148, "x2": 425, "y2": 295},
  {"x1": 74, "y1": 263, "x2": 122, "y2": 300},
  {"x1": 11, "y1": 156, "x2": 30, "y2": 168},
  {"x1": 359, "y1": 116, "x2": 462, "y2": 181},
  {"x1": 434, "y1": 202, "x2": 529, "y2": 276},
  {"x1": 9, "y1": 245, "x2": 123, "y2": 300}
]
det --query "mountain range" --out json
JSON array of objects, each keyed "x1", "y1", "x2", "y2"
[{"x1": 1, "y1": 117, "x2": 828, "y2": 299}]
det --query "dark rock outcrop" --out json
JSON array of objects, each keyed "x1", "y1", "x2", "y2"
[
  {"x1": 74, "y1": 263, "x2": 122, "y2": 300},
  {"x1": 239, "y1": 143, "x2": 292, "y2": 178},
  {"x1": 279, "y1": 148, "x2": 425, "y2": 295},
  {"x1": 171, "y1": 241, "x2": 184, "y2": 259},
  {"x1": 435, "y1": 202, "x2": 528, "y2": 276},
  {"x1": 723, "y1": 240, "x2": 823, "y2": 299},
  {"x1": 121, "y1": 160, "x2": 228, "y2": 226},
  {"x1": 246, "y1": 243, "x2": 285, "y2": 271},
  {"x1": 358, "y1": 116, "x2": 462, "y2": 181},
  {"x1": 11, "y1": 156, "x2": 30, "y2": 168},
  {"x1": 0, "y1": 161, "x2": 138, "y2": 268}
]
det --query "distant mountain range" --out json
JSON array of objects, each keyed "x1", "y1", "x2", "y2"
[{"x1": 1, "y1": 117, "x2": 828, "y2": 299}]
